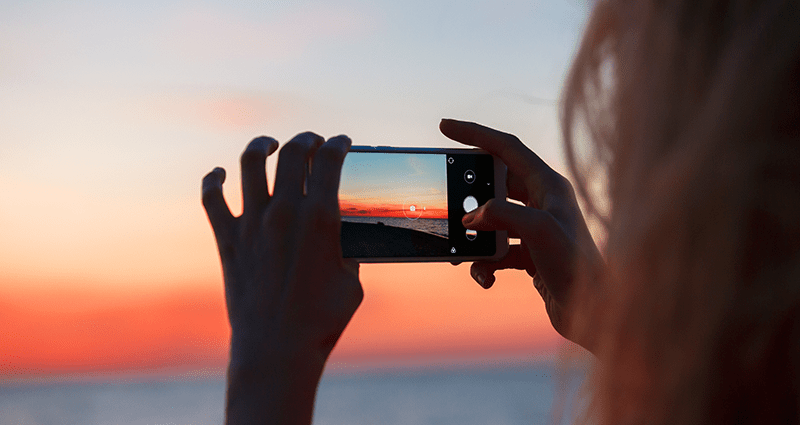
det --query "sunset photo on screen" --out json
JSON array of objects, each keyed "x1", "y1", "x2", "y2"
[{"x1": 339, "y1": 152, "x2": 450, "y2": 257}]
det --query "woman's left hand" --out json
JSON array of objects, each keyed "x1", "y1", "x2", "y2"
[{"x1": 202, "y1": 133, "x2": 363, "y2": 425}]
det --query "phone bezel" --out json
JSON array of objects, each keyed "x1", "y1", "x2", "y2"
[{"x1": 341, "y1": 146, "x2": 509, "y2": 263}]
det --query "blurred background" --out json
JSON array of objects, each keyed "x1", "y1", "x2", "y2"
[{"x1": 0, "y1": 0, "x2": 592, "y2": 423}]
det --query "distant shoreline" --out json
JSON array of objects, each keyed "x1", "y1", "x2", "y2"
[{"x1": 341, "y1": 216, "x2": 447, "y2": 237}]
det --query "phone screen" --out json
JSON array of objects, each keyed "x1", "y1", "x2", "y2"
[{"x1": 339, "y1": 150, "x2": 498, "y2": 259}]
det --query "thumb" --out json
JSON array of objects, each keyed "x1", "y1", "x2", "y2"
[
  {"x1": 462, "y1": 199, "x2": 552, "y2": 238},
  {"x1": 463, "y1": 199, "x2": 575, "y2": 300}
]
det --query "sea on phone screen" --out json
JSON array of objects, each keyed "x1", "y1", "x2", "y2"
[{"x1": 341, "y1": 216, "x2": 448, "y2": 238}]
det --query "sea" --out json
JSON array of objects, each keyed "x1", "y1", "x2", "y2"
[
  {"x1": 0, "y1": 366, "x2": 589, "y2": 425},
  {"x1": 342, "y1": 216, "x2": 449, "y2": 238}
]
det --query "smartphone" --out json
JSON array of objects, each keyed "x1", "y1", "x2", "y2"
[{"x1": 339, "y1": 146, "x2": 508, "y2": 263}]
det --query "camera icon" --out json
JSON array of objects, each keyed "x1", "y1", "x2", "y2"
[{"x1": 464, "y1": 170, "x2": 476, "y2": 184}]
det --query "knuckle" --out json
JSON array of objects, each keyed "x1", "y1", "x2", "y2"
[
  {"x1": 507, "y1": 133, "x2": 524, "y2": 146},
  {"x1": 503, "y1": 133, "x2": 526, "y2": 151},
  {"x1": 556, "y1": 173, "x2": 573, "y2": 190},
  {"x1": 552, "y1": 173, "x2": 576, "y2": 197}
]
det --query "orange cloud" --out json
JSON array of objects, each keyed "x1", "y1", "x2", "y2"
[{"x1": 126, "y1": 88, "x2": 295, "y2": 132}]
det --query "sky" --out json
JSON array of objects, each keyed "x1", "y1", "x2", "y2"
[
  {"x1": 339, "y1": 152, "x2": 448, "y2": 218},
  {"x1": 0, "y1": 0, "x2": 591, "y2": 382}
]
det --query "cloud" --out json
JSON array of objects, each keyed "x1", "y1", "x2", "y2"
[{"x1": 112, "y1": 87, "x2": 297, "y2": 132}]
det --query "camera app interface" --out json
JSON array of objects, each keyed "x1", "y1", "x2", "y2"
[{"x1": 339, "y1": 151, "x2": 497, "y2": 258}]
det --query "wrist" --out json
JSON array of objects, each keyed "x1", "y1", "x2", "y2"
[{"x1": 226, "y1": 337, "x2": 327, "y2": 425}]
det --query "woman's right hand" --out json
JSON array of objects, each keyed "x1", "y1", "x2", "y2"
[{"x1": 440, "y1": 119, "x2": 604, "y2": 352}]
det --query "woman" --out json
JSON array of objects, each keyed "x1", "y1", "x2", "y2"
[{"x1": 202, "y1": 0, "x2": 800, "y2": 423}]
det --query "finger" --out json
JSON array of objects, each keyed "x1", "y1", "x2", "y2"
[
  {"x1": 240, "y1": 136, "x2": 279, "y2": 217},
  {"x1": 507, "y1": 173, "x2": 530, "y2": 205},
  {"x1": 307, "y1": 135, "x2": 352, "y2": 206},
  {"x1": 470, "y1": 245, "x2": 535, "y2": 289},
  {"x1": 462, "y1": 199, "x2": 549, "y2": 235},
  {"x1": 273, "y1": 132, "x2": 325, "y2": 201},
  {"x1": 202, "y1": 167, "x2": 234, "y2": 237},
  {"x1": 464, "y1": 212, "x2": 521, "y2": 238},
  {"x1": 440, "y1": 118, "x2": 560, "y2": 204},
  {"x1": 439, "y1": 118, "x2": 544, "y2": 176},
  {"x1": 462, "y1": 198, "x2": 574, "y2": 300}
]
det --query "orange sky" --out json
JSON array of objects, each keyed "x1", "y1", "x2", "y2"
[
  {"x1": 340, "y1": 200, "x2": 448, "y2": 219},
  {"x1": 0, "y1": 179, "x2": 564, "y2": 383},
  {"x1": 0, "y1": 264, "x2": 561, "y2": 383}
]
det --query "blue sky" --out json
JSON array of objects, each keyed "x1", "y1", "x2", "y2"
[{"x1": 339, "y1": 152, "x2": 448, "y2": 211}]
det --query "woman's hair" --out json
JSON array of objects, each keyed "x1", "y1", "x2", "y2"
[{"x1": 560, "y1": 0, "x2": 800, "y2": 424}]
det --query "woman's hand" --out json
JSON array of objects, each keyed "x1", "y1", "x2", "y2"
[
  {"x1": 440, "y1": 119, "x2": 603, "y2": 353},
  {"x1": 202, "y1": 133, "x2": 363, "y2": 424}
]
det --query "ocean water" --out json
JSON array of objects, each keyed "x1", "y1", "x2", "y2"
[
  {"x1": 342, "y1": 216, "x2": 449, "y2": 238},
  {"x1": 0, "y1": 366, "x2": 587, "y2": 425}
]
